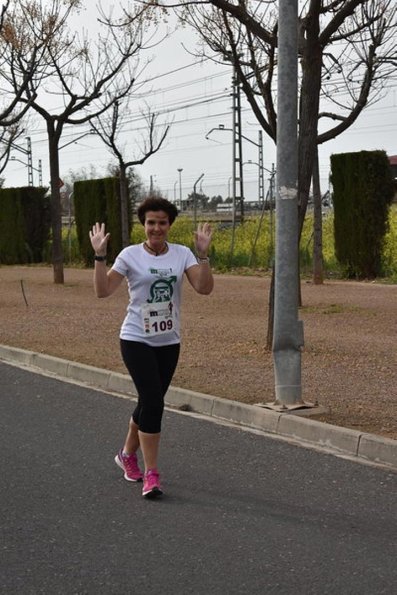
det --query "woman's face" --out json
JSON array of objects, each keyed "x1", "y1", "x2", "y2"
[{"x1": 144, "y1": 210, "x2": 171, "y2": 245}]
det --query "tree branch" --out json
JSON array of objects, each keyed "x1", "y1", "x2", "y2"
[{"x1": 320, "y1": 0, "x2": 371, "y2": 45}]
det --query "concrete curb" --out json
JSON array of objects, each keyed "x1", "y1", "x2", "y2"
[{"x1": 1, "y1": 344, "x2": 396, "y2": 471}]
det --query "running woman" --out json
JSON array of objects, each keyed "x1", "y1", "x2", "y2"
[{"x1": 89, "y1": 197, "x2": 213, "y2": 499}]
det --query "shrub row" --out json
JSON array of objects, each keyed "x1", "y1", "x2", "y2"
[
  {"x1": 74, "y1": 177, "x2": 130, "y2": 266},
  {"x1": 0, "y1": 186, "x2": 50, "y2": 264},
  {"x1": 331, "y1": 150, "x2": 394, "y2": 279}
]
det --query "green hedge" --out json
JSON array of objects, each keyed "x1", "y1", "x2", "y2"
[
  {"x1": 74, "y1": 177, "x2": 128, "y2": 266},
  {"x1": 331, "y1": 150, "x2": 394, "y2": 278},
  {"x1": 0, "y1": 186, "x2": 50, "y2": 264}
]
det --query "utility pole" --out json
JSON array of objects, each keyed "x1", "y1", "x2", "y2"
[
  {"x1": 177, "y1": 168, "x2": 183, "y2": 211},
  {"x1": 232, "y1": 73, "x2": 244, "y2": 223},
  {"x1": 222, "y1": 52, "x2": 245, "y2": 228},
  {"x1": 272, "y1": 0, "x2": 304, "y2": 406},
  {"x1": 26, "y1": 137, "x2": 33, "y2": 186},
  {"x1": 258, "y1": 131, "x2": 264, "y2": 207},
  {"x1": 193, "y1": 173, "x2": 204, "y2": 228},
  {"x1": 9, "y1": 137, "x2": 34, "y2": 186},
  {"x1": 38, "y1": 160, "x2": 43, "y2": 186}
]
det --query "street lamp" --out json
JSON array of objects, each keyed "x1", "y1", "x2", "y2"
[
  {"x1": 227, "y1": 176, "x2": 232, "y2": 199},
  {"x1": 177, "y1": 168, "x2": 183, "y2": 211},
  {"x1": 173, "y1": 179, "x2": 178, "y2": 203},
  {"x1": 149, "y1": 175, "x2": 157, "y2": 194}
]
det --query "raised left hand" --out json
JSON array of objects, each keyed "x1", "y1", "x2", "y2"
[{"x1": 194, "y1": 222, "x2": 213, "y2": 257}]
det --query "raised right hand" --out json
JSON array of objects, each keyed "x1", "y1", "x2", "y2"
[{"x1": 89, "y1": 222, "x2": 110, "y2": 256}]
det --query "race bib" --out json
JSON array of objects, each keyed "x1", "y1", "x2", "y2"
[{"x1": 141, "y1": 301, "x2": 174, "y2": 336}]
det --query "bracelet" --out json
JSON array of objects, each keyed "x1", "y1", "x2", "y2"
[
  {"x1": 94, "y1": 255, "x2": 106, "y2": 261},
  {"x1": 196, "y1": 255, "x2": 209, "y2": 264}
]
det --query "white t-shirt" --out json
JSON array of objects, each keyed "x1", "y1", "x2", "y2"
[{"x1": 111, "y1": 242, "x2": 198, "y2": 346}]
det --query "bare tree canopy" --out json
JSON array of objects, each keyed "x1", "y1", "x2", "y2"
[
  {"x1": 0, "y1": 0, "x2": 165, "y2": 282},
  {"x1": 91, "y1": 100, "x2": 170, "y2": 171},
  {"x1": 148, "y1": 0, "x2": 396, "y2": 232},
  {"x1": 91, "y1": 98, "x2": 170, "y2": 246},
  {"x1": 0, "y1": 0, "x2": 73, "y2": 125}
]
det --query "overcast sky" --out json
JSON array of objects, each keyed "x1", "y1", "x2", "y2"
[{"x1": 4, "y1": 2, "x2": 397, "y2": 202}]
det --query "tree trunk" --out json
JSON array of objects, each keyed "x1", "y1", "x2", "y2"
[
  {"x1": 297, "y1": 24, "x2": 323, "y2": 240},
  {"x1": 119, "y1": 164, "x2": 130, "y2": 248},
  {"x1": 312, "y1": 147, "x2": 323, "y2": 284},
  {"x1": 266, "y1": 23, "x2": 323, "y2": 343},
  {"x1": 48, "y1": 125, "x2": 64, "y2": 284},
  {"x1": 266, "y1": 264, "x2": 275, "y2": 350}
]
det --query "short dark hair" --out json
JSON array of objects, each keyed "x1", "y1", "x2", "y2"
[{"x1": 137, "y1": 197, "x2": 178, "y2": 225}]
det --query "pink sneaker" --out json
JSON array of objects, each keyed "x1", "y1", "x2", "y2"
[
  {"x1": 142, "y1": 469, "x2": 163, "y2": 499},
  {"x1": 115, "y1": 449, "x2": 143, "y2": 482}
]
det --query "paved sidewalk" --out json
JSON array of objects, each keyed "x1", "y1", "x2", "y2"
[{"x1": 1, "y1": 344, "x2": 396, "y2": 471}]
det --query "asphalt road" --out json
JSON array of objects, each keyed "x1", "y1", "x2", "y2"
[{"x1": 1, "y1": 361, "x2": 397, "y2": 595}]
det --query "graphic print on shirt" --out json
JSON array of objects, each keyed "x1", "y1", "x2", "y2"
[
  {"x1": 147, "y1": 276, "x2": 177, "y2": 303},
  {"x1": 141, "y1": 270, "x2": 177, "y2": 336}
]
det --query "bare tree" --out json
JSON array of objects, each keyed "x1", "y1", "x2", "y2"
[
  {"x1": 0, "y1": 1, "x2": 57, "y2": 182},
  {"x1": 2, "y1": 1, "x2": 160, "y2": 283},
  {"x1": 155, "y1": 0, "x2": 396, "y2": 348},
  {"x1": 0, "y1": 1, "x2": 51, "y2": 181},
  {"x1": 0, "y1": 0, "x2": 74, "y2": 126},
  {"x1": 91, "y1": 99, "x2": 169, "y2": 247},
  {"x1": 168, "y1": 0, "x2": 396, "y2": 238},
  {"x1": 0, "y1": 0, "x2": 54, "y2": 179}
]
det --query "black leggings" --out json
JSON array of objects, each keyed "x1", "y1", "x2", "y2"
[{"x1": 120, "y1": 339, "x2": 180, "y2": 434}]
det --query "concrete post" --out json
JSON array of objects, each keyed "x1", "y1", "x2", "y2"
[{"x1": 272, "y1": 0, "x2": 304, "y2": 404}]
